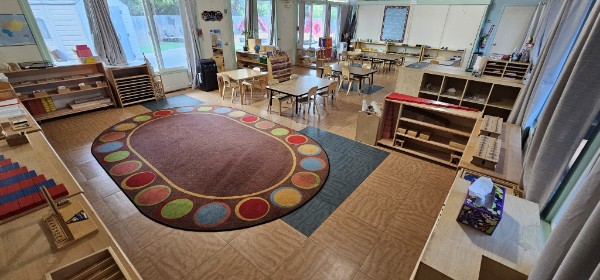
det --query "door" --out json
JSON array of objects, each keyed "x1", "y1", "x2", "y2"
[
  {"x1": 489, "y1": 5, "x2": 537, "y2": 55},
  {"x1": 277, "y1": 0, "x2": 296, "y2": 64},
  {"x1": 440, "y1": 5, "x2": 487, "y2": 66}
]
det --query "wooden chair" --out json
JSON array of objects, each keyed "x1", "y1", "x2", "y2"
[
  {"x1": 221, "y1": 74, "x2": 240, "y2": 102},
  {"x1": 339, "y1": 61, "x2": 350, "y2": 67},
  {"x1": 339, "y1": 51, "x2": 348, "y2": 62},
  {"x1": 267, "y1": 79, "x2": 292, "y2": 116},
  {"x1": 370, "y1": 58, "x2": 384, "y2": 72},
  {"x1": 361, "y1": 64, "x2": 373, "y2": 85},
  {"x1": 319, "y1": 81, "x2": 339, "y2": 111},
  {"x1": 323, "y1": 65, "x2": 340, "y2": 82},
  {"x1": 297, "y1": 86, "x2": 319, "y2": 118},
  {"x1": 340, "y1": 66, "x2": 362, "y2": 95}
]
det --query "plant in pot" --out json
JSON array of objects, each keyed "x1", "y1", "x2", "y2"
[{"x1": 242, "y1": 31, "x2": 252, "y2": 52}]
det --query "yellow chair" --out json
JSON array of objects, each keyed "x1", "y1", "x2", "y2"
[
  {"x1": 323, "y1": 65, "x2": 340, "y2": 82},
  {"x1": 221, "y1": 74, "x2": 240, "y2": 103},
  {"x1": 319, "y1": 81, "x2": 340, "y2": 111},
  {"x1": 267, "y1": 79, "x2": 292, "y2": 116},
  {"x1": 340, "y1": 67, "x2": 361, "y2": 95},
  {"x1": 297, "y1": 86, "x2": 320, "y2": 118}
]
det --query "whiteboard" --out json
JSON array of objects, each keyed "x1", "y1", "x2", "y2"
[
  {"x1": 355, "y1": 5, "x2": 384, "y2": 41},
  {"x1": 406, "y1": 5, "x2": 449, "y2": 46},
  {"x1": 380, "y1": 6, "x2": 410, "y2": 42}
]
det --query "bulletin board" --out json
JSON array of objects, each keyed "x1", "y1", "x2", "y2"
[{"x1": 380, "y1": 6, "x2": 410, "y2": 42}]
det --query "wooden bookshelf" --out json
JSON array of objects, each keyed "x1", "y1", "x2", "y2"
[
  {"x1": 267, "y1": 52, "x2": 292, "y2": 82},
  {"x1": 106, "y1": 64, "x2": 157, "y2": 107},
  {"x1": 3, "y1": 63, "x2": 116, "y2": 121},
  {"x1": 482, "y1": 60, "x2": 530, "y2": 81},
  {"x1": 353, "y1": 41, "x2": 465, "y2": 66},
  {"x1": 378, "y1": 99, "x2": 480, "y2": 167},
  {"x1": 236, "y1": 51, "x2": 268, "y2": 70}
]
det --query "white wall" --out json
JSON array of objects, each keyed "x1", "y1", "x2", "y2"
[
  {"x1": 0, "y1": 0, "x2": 43, "y2": 64},
  {"x1": 355, "y1": 5, "x2": 385, "y2": 42},
  {"x1": 277, "y1": 0, "x2": 297, "y2": 65}
]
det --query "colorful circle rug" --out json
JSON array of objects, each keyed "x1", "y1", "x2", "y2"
[{"x1": 92, "y1": 106, "x2": 329, "y2": 231}]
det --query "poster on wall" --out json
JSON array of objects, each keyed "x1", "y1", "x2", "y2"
[
  {"x1": 380, "y1": 6, "x2": 410, "y2": 42},
  {"x1": 0, "y1": 14, "x2": 36, "y2": 47}
]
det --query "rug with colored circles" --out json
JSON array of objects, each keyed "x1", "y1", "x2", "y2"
[{"x1": 91, "y1": 106, "x2": 329, "y2": 231}]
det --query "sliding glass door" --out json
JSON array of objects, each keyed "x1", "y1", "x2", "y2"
[
  {"x1": 257, "y1": 0, "x2": 273, "y2": 45},
  {"x1": 303, "y1": 3, "x2": 326, "y2": 49},
  {"x1": 231, "y1": 0, "x2": 246, "y2": 51},
  {"x1": 330, "y1": 6, "x2": 340, "y2": 47}
]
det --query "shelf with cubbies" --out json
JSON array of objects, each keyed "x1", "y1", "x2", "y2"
[
  {"x1": 267, "y1": 52, "x2": 292, "y2": 82},
  {"x1": 4, "y1": 63, "x2": 116, "y2": 121},
  {"x1": 106, "y1": 64, "x2": 156, "y2": 107},
  {"x1": 482, "y1": 60, "x2": 530, "y2": 81},
  {"x1": 236, "y1": 51, "x2": 268, "y2": 69},
  {"x1": 416, "y1": 71, "x2": 523, "y2": 119},
  {"x1": 421, "y1": 47, "x2": 466, "y2": 66},
  {"x1": 387, "y1": 44, "x2": 423, "y2": 64},
  {"x1": 378, "y1": 100, "x2": 480, "y2": 167}
]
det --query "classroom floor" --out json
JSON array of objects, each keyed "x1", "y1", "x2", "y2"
[{"x1": 40, "y1": 65, "x2": 456, "y2": 280}]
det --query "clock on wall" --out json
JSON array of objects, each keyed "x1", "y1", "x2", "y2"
[{"x1": 202, "y1": 11, "x2": 223, "y2": 21}]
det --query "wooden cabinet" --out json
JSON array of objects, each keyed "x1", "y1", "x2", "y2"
[
  {"x1": 378, "y1": 99, "x2": 480, "y2": 167},
  {"x1": 106, "y1": 64, "x2": 157, "y2": 107},
  {"x1": 267, "y1": 53, "x2": 292, "y2": 82},
  {"x1": 396, "y1": 65, "x2": 524, "y2": 119},
  {"x1": 482, "y1": 60, "x2": 530, "y2": 81},
  {"x1": 4, "y1": 63, "x2": 115, "y2": 121},
  {"x1": 236, "y1": 51, "x2": 268, "y2": 71}
]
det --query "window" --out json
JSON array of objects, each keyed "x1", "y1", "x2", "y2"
[
  {"x1": 230, "y1": 0, "x2": 246, "y2": 51},
  {"x1": 257, "y1": 0, "x2": 272, "y2": 45},
  {"x1": 108, "y1": 0, "x2": 188, "y2": 70},
  {"x1": 329, "y1": 6, "x2": 340, "y2": 47},
  {"x1": 303, "y1": 3, "x2": 325, "y2": 49},
  {"x1": 28, "y1": 0, "x2": 95, "y2": 64}
]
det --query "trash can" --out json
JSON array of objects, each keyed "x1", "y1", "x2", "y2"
[{"x1": 197, "y1": 58, "x2": 218, "y2": 91}]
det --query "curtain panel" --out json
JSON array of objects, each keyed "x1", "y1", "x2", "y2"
[
  {"x1": 84, "y1": 0, "x2": 127, "y2": 65},
  {"x1": 179, "y1": 0, "x2": 201, "y2": 88}
]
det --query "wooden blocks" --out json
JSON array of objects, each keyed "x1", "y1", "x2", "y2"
[
  {"x1": 472, "y1": 135, "x2": 502, "y2": 169},
  {"x1": 419, "y1": 130, "x2": 431, "y2": 140},
  {"x1": 42, "y1": 199, "x2": 98, "y2": 250},
  {"x1": 480, "y1": 115, "x2": 503, "y2": 137}
]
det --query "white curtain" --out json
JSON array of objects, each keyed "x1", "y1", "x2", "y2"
[
  {"x1": 179, "y1": 0, "x2": 201, "y2": 87},
  {"x1": 522, "y1": 0, "x2": 600, "y2": 206},
  {"x1": 84, "y1": 0, "x2": 127, "y2": 65}
]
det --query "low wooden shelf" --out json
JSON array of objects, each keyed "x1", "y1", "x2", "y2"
[
  {"x1": 3, "y1": 63, "x2": 116, "y2": 121},
  {"x1": 107, "y1": 64, "x2": 157, "y2": 107},
  {"x1": 378, "y1": 98, "x2": 480, "y2": 167},
  {"x1": 410, "y1": 175, "x2": 543, "y2": 280},
  {"x1": 267, "y1": 52, "x2": 292, "y2": 82},
  {"x1": 482, "y1": 60, "x2": 530, "y2": 81}
]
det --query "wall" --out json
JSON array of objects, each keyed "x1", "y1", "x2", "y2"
[
  {"x1": 0, "y1": 0, "x2": 43, "y2": 64},
  {"x1": 195, "y1": 0, "x2": 236, "y2": 70},
  {"x1": 277, "y1": 0, "x2": 297, "y2": 65},
  {"x1": 480, "y1": 0, "x2": 543, "y2": 56}
]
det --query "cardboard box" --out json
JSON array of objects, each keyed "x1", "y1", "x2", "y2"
[
  {"x1": 456, "y1": 184, "x2": 506, "y2": 235},
  {"x1": 355, "y1": 111, "x2": 381, "y2": 146}
]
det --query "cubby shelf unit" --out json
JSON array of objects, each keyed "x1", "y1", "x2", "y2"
[
  {"x1": 352, "y1": 41, "x2": 466, "y2": 66},
  {"x1": 267, "y1": 53, "x2": 292, "y2": 82},
  {"x1": 482, "y1": 60, "x2": 530, "y2": 81},
  {"x1": 378, "y1": 100, "x2": 480, "y2": 167},
  {"x1": 106, "y1": 64, "x2": 157, "y2": 107}
]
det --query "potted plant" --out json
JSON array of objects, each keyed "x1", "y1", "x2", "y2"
[{"x1": 242, "y1": 31, "x2": 251, "y2": 52}]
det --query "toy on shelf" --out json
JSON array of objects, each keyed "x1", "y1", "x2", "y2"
[
  {"x1": 480, "y1": 115, "x2": 503, "y2": 137},
  {"x1": 472, "y1": 135, "x2": 502, "y2": 169}
]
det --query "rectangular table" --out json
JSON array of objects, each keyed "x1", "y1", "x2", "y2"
[
  {"x1": 217, "y1": 68, "x2": 266, "y2": 105},
  {"x1": 363, "y1": 53, "x2": 404, "y2": 72},
  {"x1": 266, "y1": 76, "x2": 332, "y2": 114},
  {"x1": 318, "y1": 64, "x2": 377, "y2": 93}
]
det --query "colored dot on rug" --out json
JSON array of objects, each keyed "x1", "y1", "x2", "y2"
[
  {"x1": 176, "y1": 107, "x2": 194, "y2": 113},
  {"x1": 291, "y1": 172, "x2": 321, "y2": 189},
  {"x1": 109, "y1": 160, "x2": 142, "y2": 176},
  {"x1": 297, "y1": 144, "x2": 322, "y2": 156},
  {"x1": 194, "y1": 202, "x2": 231, "y2": 227},
  {"x1": 99, "y1": 131, "x2": 126, "y2": 142},
  {"x1": 113, "y1": 123, "x2": 136, "y2": 132},
  {"x1": 161, "y1": 199, "x2": 194, "y2": 219},
  {"x1": 241, "y1": 115, "x2": 259, "y2": 123},
  {"x1": 236, "y1": 197, "x2": 270, "y2": 221},
  {"x1": 104, "y1": 151, "x2": 130, "y2": 163},
  {"x1": 255, "y1": 121, "x2": 275, "y2": 129},
  {"x1": 122, "y1": 171, "x2": 156, "y2": 190},
  {"x1": 270, "y1": 187, "x2": 302, "y2": 208},
  {"x1": 153, "y1": 110, "x2": 173, "y2": 116},
  {"x1": 95, "y1": 141, "x2": 124, "y2": 153},
  {"x1": 271, "y1": 128, "x2": 290, "y2": 136},
  {"x1": 197, "y1": 106, "x2": 213, "y2": 112},
  {"x1": 300, "y1": 157, "x2": 326, "y2": 171},
  {"x1": 134, "y1": 185, "x2": 171, "y2": 206},
  {"x1": 228, "y1": 111, "x2": 246, "y2": 118},
  {"x1": 287, "y1": 135, "x2": 308, "y2": 145},
  {"x1": 214, "y1": 107, "x2": 232, "y2": 114},
  {"x1": 133, "y1": 115, "x2": 151, "y2": 122}
]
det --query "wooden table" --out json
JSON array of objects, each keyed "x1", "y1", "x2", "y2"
[
  {"x1": 266, "y1": 76, "x2": 332, "y2": 114},
  {"x1": 318, "y1": 64, "x2": 377, "y2": 93},
  {"x1": 459, "y1": 118, "x2": 523, "y2": 192},
  {"x1": 363, "y1": 53, "x2": 404, "y2": 71},
  {"x1": 411, "y1": 175, "x2": 542, "y2": 280},
  {"x1": 217, "y1": 69, "x2": 266, "y2": 104},
  {"x1": 0, "y1": 193, "x2": 141, "y2": 279}
]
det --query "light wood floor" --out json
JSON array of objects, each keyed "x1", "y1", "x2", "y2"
[{"x1": 40, "y1": 65, "x2": 456, "y2": 280}]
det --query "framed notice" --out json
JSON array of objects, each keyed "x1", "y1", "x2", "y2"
[
  {"x1": 0, "y1": 14, "x2": 36, "y2": 47},
  {"x1": 380, "y1": 6, "x2": 410, "y2": 42}
]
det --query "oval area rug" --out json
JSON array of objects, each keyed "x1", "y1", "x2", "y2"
[{"x1": 92, "y1": 105, "x2": 329, "y2": 231}]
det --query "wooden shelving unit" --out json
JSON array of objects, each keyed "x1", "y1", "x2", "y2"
[
  {"x1": 378, "y1": 99, "x2": 480, "y2": 167},
  {"x1": 353, "y1": 41, "x2": 465, "y2": 66},
  {"x1": 106, "y1": 64, "x2": 157, "y2": 107},
  {"x1": 403, "y1": 65, "x2": 524, "y2": 119},
  {"x1": 482, "y1": 60, "x2": 530, "y2": 81},
  {"x1": 267, "y1": 53, "x2": 292, "y2": 82},
  {"x1": 3, "y1": 63, "x2": 115, "y2": 121},
  {"x1": 236, "y1": 51, "x2": 268, "y2": 70}
]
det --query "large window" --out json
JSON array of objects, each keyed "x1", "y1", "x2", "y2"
[
  {"x1": 330, "y1": 6, "x2": 340, "y2": 47},
  {"x1": 108, "y1": 0, "x2": 188, "y2": 70},
  {"x1": 231, "y1": 0, "x2": 246, "y2": 51},
  {"x1": 257, "y1": 0, "x2": 272, "y2": 45},
  {"x1": 303, "y1": 3, "x2": 325, "y2": 49}
]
